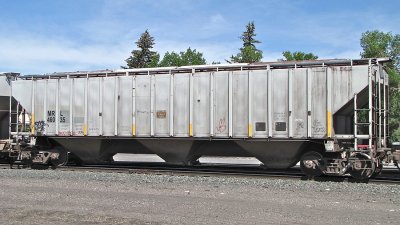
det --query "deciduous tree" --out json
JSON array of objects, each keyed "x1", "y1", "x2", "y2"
[
  {"x1": 281, "y1": 51, "x2": 318, "y2": 61},
  {"x1": 361, "y1": 30, "x2": 400, "y2": 70},
  {"x1": 360, "y1": 30, "x2": 400, "y2": 142},
  {"x1": 158, "y1": 48, "x2": 206, "y2": 67}
]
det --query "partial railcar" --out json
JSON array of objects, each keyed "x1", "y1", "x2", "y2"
[
  {"x1": 0, "y1": 73, "x2": 18, "y2": 140},
  {"x1": 1, "y1": 58, "x2": 400, "y2": 179}
]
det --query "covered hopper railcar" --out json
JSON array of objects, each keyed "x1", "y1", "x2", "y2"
[{"x1": 1, "y1": 58, "x2": 400, "y2": 179}]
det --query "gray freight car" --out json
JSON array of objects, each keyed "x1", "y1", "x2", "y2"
[
  {"x1": 1, "y1": 58, "x2": 400, "y2": 179},
  {"x1": 0, "y1": 73, "x2": 18, "y2": 140}
]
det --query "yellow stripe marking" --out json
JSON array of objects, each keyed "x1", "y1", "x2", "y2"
[
  {"x1": 31, "y1": 113, "x2": 35, "y2": 134},
  {"x1": 248, "y1": 124, "x2": 253, "y2": 137},
  {"x1": 327, "y1": 111, "x2": 332, "y2": 137},
  {"x1": 132, "y1": 124, "x2": 136, "y2": 136},
  {"x1": 83, "y1": 123, "x2": 87, "y2": 136},
  {"x1": 189, "y1": 123, "x2": 193, "y2": 137}
]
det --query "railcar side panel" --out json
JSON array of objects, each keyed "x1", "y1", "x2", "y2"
[
  {"x1": 73, "y1": 78, "x2": 85, "y2": 136},
  {"x1": 232, "y1": 71, "x2": 249, "y2": 137},
  {"x1": 58, "y1": 79, "x2": 71, "y2": 136},
  {"x1": 271, "y1": 69, "x2": 289, "y2": 138},
  {"x1": 154, "y1": 74, "x2": 170, "y2": 136},
  {"x1": 102, "y1": 77, "x2": 116, "y2": 136},
  {"x1": 193, "y1": 72, "x2": 210, "y2": 137},
  {"x1": 118, "y1": 76, "x2": 133, "y2": 136},
  {"x1": 213, "y1": 72, "x2": 229, "y2": 137},
  {"x1": 33, "y1": 80, "x2": 45, "y2": 135},
  {"x1": 173, "y1": 73, "x2": 190, "y2": 137},
  {"x1": 352, "y1": 66, "x2": 369, "y2": 95},
  {"x1": 87, "y1": 78, "x2": 100, "y2": 136},
  {"x1": 292, "y1": 68, "x2": 307, "y2": 138},
  {"x1": 251, "y1": 70, "x2": 268, "y2": 138},
  {"x1": 332, "y1": 67, "x2": 352, "y2": 113},
  {"x1": 136, "y1": 76, "x2": 151, "y2": 136},
  {"x1": 46, "y1": 80, "x2": 57, "y2": 135},
  {"x1": 10, "y1": 80, "x2": 32, "y2": 113},
  {"x1": 311, "y1": 68, "x2": 327, "y2": 138}
]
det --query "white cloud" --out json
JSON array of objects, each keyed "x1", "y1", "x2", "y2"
[
  {"x1": 199, "y1": 13, "x2": 236, "y2": 38},
  {"x1": 0, "y1": 33, "x2": 129, "y2": 74},
  {"x1": 210, "y1": 14, "x2": 225, "y2": 24},
  {"x1": 0, "y1": 30, "x2": 239, "y2": 74},
  {"x1": 262, "y1": 51, "x2": 287, "y2": 62},
  {"x1": 1, "y1": 0, "x2": 398, "y2": 75},
  {"x1": 319, "y1": 49, "x2": 361, "y2": 60}
]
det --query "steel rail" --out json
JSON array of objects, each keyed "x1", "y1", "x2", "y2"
[{"x1": 0, "y1": 162, "x2": 398, "y2": 184}]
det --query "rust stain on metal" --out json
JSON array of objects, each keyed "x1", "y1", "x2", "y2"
[{"x1": 156, "y1": 110, "x2": 167, "y2": 119}]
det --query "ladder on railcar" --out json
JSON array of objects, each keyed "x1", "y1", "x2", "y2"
[
  {"x1": 7, "y1": 92, "x2": 30, "y2": 155},
  {"x1": 8, "y1": 100, "x2": 20, "y2": 151},
  {"x1": 353, "y1": 62, "x2": 388, "y2": 155}
]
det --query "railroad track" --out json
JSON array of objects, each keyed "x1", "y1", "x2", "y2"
[
  {"x1": 1, "y1": 162, "x2": 399, "y2": 184},
  {"x1": 61, "y1": 163, "x2": 305, "y2": 180},
  {"x1": 64, "y1": 164, "x2": 400, "y2": 184}
]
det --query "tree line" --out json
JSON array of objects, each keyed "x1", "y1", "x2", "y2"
[
  {"x1": 123, "y1": 22, "x2": 400, "y2": 142},
  {"x1": 123, "y1": 21, "x2": 319, "y2": 69}
]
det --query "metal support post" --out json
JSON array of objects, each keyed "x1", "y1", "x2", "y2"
[{"x1": 354, "y1": 94, "x2": 358, "y2": 151}]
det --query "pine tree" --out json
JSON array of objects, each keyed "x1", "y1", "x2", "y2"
[
  {"x1": 230, "y1": 21, "x2": 263, "y2": 63},
  {"x1": 124, "y1": 30, "x2": 159, "y2": 68},
  {"x1": 240, "y1": 21, "x2": 260, "y2": 48}
]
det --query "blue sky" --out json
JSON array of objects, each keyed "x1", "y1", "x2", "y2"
[{"x1": 0, "y1": 0, "x2": 399, "y2": 74}]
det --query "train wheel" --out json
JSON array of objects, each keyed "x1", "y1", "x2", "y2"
[
  {"x1": 50, "y1": 147, "x2": 68, "y2": 167},
  {"x1": 21, "y1": 146, "x2": 35, "y2": 167},
  {"x1": 371, "y1": 160, "x2": 383, "y2": 178},
  {"x1": 349, "y1": 154, "x2": 376, "y2": 180},
  {"x1": 187, "y1": 159, "x2": 200, "y2": 166},
  {"x1": 300, "y1": 151, "x2": 325, "y2": 177}
]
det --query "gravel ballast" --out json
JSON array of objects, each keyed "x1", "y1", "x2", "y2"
[{"x1": 0, "y1": 169, "x2": 399, "y2": 225}]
